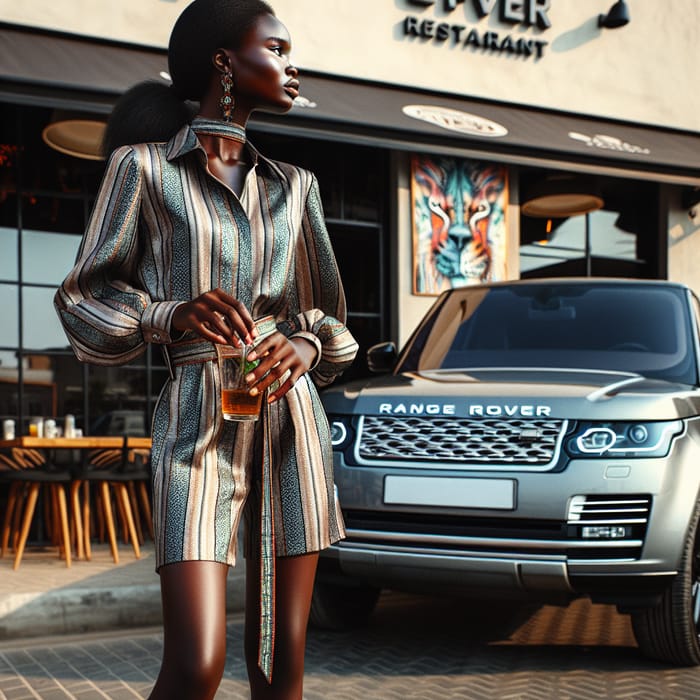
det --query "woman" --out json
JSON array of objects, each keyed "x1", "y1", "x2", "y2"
[{"x1": 54, "y1": 1, "x2": 358, "y2": 698}]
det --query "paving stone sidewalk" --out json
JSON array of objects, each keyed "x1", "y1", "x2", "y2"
[{"x1": 2, "y1": 591, "x2": 700, "y2": 699}]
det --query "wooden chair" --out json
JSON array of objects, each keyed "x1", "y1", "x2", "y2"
[
  {"x1": 125, "y1": 447, "x2": 155, "y2": 543},
  {"x1": 74, "y1": 438, "x2": 152, "y2": 564},
  {"x1": 0, "y1": 448, "x2": 81, "y2": 570}
]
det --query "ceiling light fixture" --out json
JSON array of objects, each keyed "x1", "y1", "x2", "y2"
[
  {"x1": 521, "y1": 174, "x2": 604, "y2": 218},
  {"x1": 42, "y1": 112, "x2": 106, "y2": 161}
]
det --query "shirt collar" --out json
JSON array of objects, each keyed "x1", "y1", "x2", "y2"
[
  {"x1": 190, "y1": 116, "x2": 246, "y2": 144},
  {"x1": 166, "y1": 117, "x2": 261, "y2": 167}
]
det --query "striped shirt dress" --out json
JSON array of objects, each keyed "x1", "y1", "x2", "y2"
[{"x1": 55, "y1": 117, "x2": 359, "y2": 572}]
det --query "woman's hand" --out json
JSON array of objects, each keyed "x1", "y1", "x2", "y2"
[
  {"x1": 245, "y1": 333, "x2": 317, "y2": 403},
  {"x1": 171, "y1": 289, "x2": 257, "y2": 346}
]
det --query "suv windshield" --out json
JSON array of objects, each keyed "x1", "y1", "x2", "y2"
[{"x1": 398, "y1": 282, "x2": 698, "y2": 385}]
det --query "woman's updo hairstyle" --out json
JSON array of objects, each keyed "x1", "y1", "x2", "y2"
[{"x1": 103, "y1": 0, "x2": 274, "y2": 156}]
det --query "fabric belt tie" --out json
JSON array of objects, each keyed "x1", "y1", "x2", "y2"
[
  {"x1": 258, "y1": 397, "x2": 276, "y2": 681},
  {"x1": 164, "y1": 315, "x2": 278, "y2": 682}
]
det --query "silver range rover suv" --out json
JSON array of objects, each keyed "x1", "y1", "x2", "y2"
[{"x1": 315, "y1": 278, "x2": 700, "y2": 666}]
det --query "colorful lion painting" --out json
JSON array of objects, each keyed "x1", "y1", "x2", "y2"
[{"x1": 411, "y1": 155, "x2": 508, "y2": 294}]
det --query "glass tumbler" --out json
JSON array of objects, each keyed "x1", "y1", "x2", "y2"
[{"x1": 216, "y1": 344, "x2": 262, "y2": 421}]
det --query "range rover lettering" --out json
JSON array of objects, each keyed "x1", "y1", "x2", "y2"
[{"x1": 315, "y1": 279, "x2": 700, "y2": 666}]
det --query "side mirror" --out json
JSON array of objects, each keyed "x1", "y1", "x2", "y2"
[{"x1": 367, "y1": 341, "x2": 397, "y2": 374}]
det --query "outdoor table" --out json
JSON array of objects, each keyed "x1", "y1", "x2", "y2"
[{"x1": 0, "y1": 436, "x2": 152, "y2": 450}]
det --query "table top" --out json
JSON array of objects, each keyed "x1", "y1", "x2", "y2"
[{"x1": 0, "y1": 436, "x2": 152, "y2": 450}]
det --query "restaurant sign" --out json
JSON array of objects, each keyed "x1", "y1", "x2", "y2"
[{"x1": 402, "y1": 0, "x2": 551, "y2": 60}]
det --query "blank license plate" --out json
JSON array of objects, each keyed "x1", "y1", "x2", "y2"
[{"x1": 384, "y1": 476, "x2": 515, "y2": 510}]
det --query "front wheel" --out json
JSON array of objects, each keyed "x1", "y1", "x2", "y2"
[
  {"x1": 309, "y1": 579, "x2": 381, "y2": 630},
  {"x1": 631, "y1": 500, "x2": 700, "y2": 665}
]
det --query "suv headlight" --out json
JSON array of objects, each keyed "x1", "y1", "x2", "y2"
[
  {"x1": 565, "y1": 420, "x2": 683, "y2": 458},
  {"x1": 328, "y1": 416, "x2": 353, "y2": 450}
]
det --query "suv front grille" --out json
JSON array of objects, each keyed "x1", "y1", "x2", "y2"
[{"x1": 355, "y1": 415, "x2": 566, "y2": 468}]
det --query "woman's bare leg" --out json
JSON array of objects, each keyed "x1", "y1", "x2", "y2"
[
  {"x1": 245, "y1": 552, "x2": 319, "y2": 700},
  {"x1": 149, "y1": 560, "x2": 229, "y2": 700}
]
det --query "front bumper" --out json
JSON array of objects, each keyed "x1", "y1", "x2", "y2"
[{"x1": 324, "y1": 438, "x2": 700, "y2": 603}]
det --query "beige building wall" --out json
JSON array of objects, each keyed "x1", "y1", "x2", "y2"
[
  {"x1": 1, "y1": 0, "x2": 699, "y2": 132},
  {"x1": 395, "y1": 152, "x2": 430, "y2": 346}
]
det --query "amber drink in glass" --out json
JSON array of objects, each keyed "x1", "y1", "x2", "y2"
[{"x1": 216, "y1": 344, "x2": 262, "y2": 421}]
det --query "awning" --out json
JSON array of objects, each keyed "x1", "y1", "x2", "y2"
[
  {"x1": 2, "y1": 25, "x2": 699, "y2": 184},
  {"x1": 0, "y1": 25, "x2": 168, "y2": 99},
  {"x1": 280, "y1": 74, "x2": 700, "y2": 184}
]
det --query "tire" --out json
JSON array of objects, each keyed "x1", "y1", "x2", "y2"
[
  {"x1": 631, "y1": 499, "x2": 700, "y2": 666},
  {"x1": 309, "y1": 579, "x2": 381, "y2": 630}
]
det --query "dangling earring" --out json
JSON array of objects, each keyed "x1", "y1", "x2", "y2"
[{"x1": 220, "y1": 71, "x2": 234, "y2": 122}]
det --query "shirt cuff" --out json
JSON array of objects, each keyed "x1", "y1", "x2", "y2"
[
  {"x1": 290, "y1": 331, "x2": 322, "y2": 371},
  {"x1": 141, "y1": 301, "x2": 185, "y2": 344}
]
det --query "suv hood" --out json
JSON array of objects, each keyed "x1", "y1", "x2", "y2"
[{"x1": 322, "y1": 368, "x2": 700, "y2": 421}]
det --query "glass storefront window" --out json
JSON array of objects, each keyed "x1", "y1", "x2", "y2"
[
  {"x1": 518, "y1": 170, "x2": 659, "y2": 279},
  {"x1": 0, "y1": 227, "x2": 18, "y2": 281},
  {"x1": 0, "y1": 103, "x2": 109, "y2": 429},
  {"x1": 22, "y1": 286, "x2": 71, "y2": 351},
  {"x1": 519, "y1": 210, "x2": 642, "y2": 274},
  {"x1": 588, "y1": 210, "x2": 640, "y2": 260},
  {"x1": 22, "y1": 229, "x2": 81, "y2": 285},
  {"x1": 0, "y1": 284, "x2": 19, "y2": 346}
]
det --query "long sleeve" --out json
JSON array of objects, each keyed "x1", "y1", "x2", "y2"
[
  {"x1": 54, "y1": 145, "x2": 182, "y2": 366},
  {"x1": 279, "y1": 174, "x2": 359, "y2": 387}
]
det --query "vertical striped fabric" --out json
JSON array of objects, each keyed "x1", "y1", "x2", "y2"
[{"x1": 55, "y1": 117, "x2": 358, "y2": 569}]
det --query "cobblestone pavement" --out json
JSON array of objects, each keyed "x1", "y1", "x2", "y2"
[{"x1": 1, "y1": 592, "x2": 700, "y2": 699}]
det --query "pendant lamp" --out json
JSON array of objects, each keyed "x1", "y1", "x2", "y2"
[
  {"x1": 521, "y1": 174, "x2": 604, "y2": 218},
  {"x1": 42, "y1": 112, "x2": 106, "y2": 161}
]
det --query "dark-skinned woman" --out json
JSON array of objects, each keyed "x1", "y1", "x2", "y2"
[{"x1": 54, "y1": 1, "x2": 358, "y2": 698}]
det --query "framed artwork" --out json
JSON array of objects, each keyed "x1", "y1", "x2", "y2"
[{"x1": 411, "y1": 155, "x2": 508, "y2": 295}]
